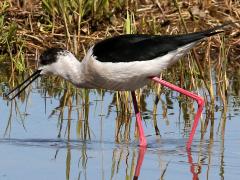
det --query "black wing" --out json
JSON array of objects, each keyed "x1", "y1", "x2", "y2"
[{"x1": 92, "y1": 24, "x2": 226, "y2": 63}]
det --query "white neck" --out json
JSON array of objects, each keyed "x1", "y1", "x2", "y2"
[
  {"x1": 58, "y1": 54, "x2": 84, "y2": 87},
  {"x1": 40, "y1": 52, "x2": 86, "y2": 87}
]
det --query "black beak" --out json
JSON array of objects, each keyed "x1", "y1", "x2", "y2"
[{"x1": 5, "y1": 70, "x2": 42, "y2": 100}]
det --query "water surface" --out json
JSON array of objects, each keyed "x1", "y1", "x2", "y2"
[{"x1": 0, "y1": 77, "x2": 240, "y2": 180}]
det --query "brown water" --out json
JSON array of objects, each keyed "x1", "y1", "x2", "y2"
[{"x1": 0, "y1": 75, "x2": 240, "y2": 180}]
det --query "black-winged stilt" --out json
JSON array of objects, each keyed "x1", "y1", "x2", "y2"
[{"x1": 5, "y1": 23, "x2": 234, "y2": 149}]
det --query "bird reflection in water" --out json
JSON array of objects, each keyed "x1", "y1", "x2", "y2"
[{"x1": 133, "y1": 146, "x2": 201, "y2": 180}]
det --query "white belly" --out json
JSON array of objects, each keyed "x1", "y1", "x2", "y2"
[{"x1": 91, "y1": 73, "x2": 150, "y2": 91}]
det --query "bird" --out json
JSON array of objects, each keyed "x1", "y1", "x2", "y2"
[{"x1": 5, "y1": 22, "x2": 235, "y2": 149}]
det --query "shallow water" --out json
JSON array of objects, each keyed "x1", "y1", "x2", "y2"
[{"x1": 0, "y1": 79, "x2": 240, "y2": 180}]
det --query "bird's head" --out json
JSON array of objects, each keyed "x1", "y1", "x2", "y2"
[
  {"x1": 38, "y1": 48, "x2": 77, "y2": 76},
  {"x1": 5, "y1": 48, "x2": 78, "y2": 100}
]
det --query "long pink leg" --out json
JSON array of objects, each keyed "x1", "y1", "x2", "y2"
[
  {"x1": 131, "y1": 91, "x2": 147, "y2": 147},
  {"x1": 151, "y1": 77, "x2": 204, "y2": 149}
]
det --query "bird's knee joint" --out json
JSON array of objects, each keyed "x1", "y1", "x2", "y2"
[{"x1": 197, "y1": 96, "x2": 205, "y2": 107}]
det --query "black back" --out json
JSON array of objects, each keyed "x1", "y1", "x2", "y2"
[{"x1": 93, "y1": 25, "x2": 225, "y2": 63}]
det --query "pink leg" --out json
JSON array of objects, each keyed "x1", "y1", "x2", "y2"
[
  {"x1": 151, "y1": 77, "x2": 204, "y2": 149},
  {"x1": 131, "y1": 91, "x2": 147, "y2": 147}
]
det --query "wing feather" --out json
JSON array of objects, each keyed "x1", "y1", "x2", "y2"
[{"x1": 93, "y1": 24, "x2": 228, "y2": 63}]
